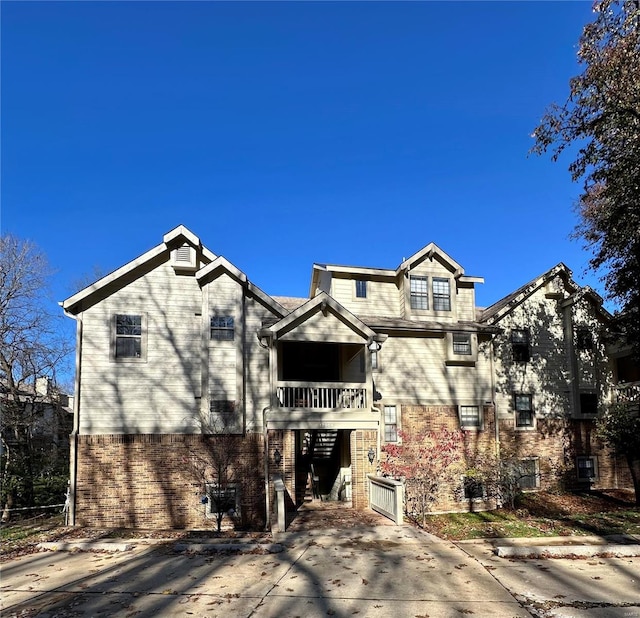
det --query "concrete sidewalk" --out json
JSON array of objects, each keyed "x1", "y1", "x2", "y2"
[{"x1": 1, "y1": 527, "x2": 639, "y2": 617}]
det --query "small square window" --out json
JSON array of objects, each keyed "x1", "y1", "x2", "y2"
[
  {"x1": 576, "y1": 328, "x2": 594, "y2": 351},
  {"x1": 514, "y1": 394, "x2": 534, "y2": 428},
  {"x1": 453, "y1": 333, "x2": 472, "y2": 355},
  {"x1": 432, "y1": 278, "x2": 451, "y2": 311},
  {"x1": 511, "y1": 329, "x2": 530, "y2": 362},
  {"x1": 209, "y1": 399, "x2": 241, "y2": 433},
  {"x1": 211, "y1": 316, "x2": 234, "y2": 341},
  {"x1": 384, "y1": 405, "x2": 398, "y2": 442},
  {"x1": 355, "y1": 280, "x2": 367, "y2": 298},
  {"x1": 205, "y1": 482, "x2": 239, "y2": 519},
  {"x1": 460, "y1": 405, "x2": 481, "y2": 429},
  {"x1": 463, "y1": 477, "x2": 485, "y2": 500},
  {"x1": 577, "y1": 456, "x2": 598, "y2": 481},
  {"x1": 579, "y1": 393, "x2": 598, "y2": 416},
  {"x1": 114, "y1": 314, "x2": 143, "y2": 359},
  {"x1": 410, "y1": 276, "x2": 428, "y2": 310},
  {"x1": 517, "y1": 459, "x2": 540, "y2": 489}
]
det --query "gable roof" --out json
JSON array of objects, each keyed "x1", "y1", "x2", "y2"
[
  {"x1": 480, "y1": 263, "x2": 611, "y2": 324},
  {"x1": 196, "y1": 256, "x2": 287, "y2": 318},
  {"x1": 260, "y1": 292, "x2": 383, "y2": 344},
  {"x1": 309, "y1": 242, "x2": 484, "y2": 295}
]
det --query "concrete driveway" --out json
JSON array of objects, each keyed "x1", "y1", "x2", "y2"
[{"x1": 1, "y1": 526, "x2": 639, "y2": 618}]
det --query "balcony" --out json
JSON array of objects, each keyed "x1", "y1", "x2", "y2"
[
  {"x1": 276, "y1": 382, "x2": 367, "y2": 410},
  {"x1": 614, "y1": 381, "x2": 640, "y2": 406}
]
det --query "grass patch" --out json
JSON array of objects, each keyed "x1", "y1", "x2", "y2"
[{"x1": 419, "y1": 491, "x2": 639, "y2": 541}]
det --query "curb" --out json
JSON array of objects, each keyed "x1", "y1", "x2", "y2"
[
  {"x1": 495, "y1": 544, "x2": 640, "y2": 558},
  {"x1": 38, "y1": 541, "x2": 136, "y2": 552}
]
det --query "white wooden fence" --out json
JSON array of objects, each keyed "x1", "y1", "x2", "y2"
[{"x1": 368, "y1": 475, "x2": 403, "y2": 525}]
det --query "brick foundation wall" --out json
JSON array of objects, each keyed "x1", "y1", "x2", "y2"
[
  {"x1": 498, "y1": 418, "x2": 632, "y2": 492},
  {"x1": 75, "y1": 433, "x2": 265, "y2": 529}
]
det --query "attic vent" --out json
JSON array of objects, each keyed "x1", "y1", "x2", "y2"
[{"x1": 176, "y1": 243, "x2": 191, "y2": 262}]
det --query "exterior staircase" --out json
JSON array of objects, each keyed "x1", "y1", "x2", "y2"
[{"x1": 310, "y1": 430, "x2": 338, "y2": 459}]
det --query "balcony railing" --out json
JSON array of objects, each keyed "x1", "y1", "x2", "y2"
[
  {"x1": 614, "y1": 381, "x2": 640, "y2": 405},
  {"x1": 276, "y1": 382, "x2": 367, "y2": 409}
]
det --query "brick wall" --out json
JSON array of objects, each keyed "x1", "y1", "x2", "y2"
[
  {"x1": 75, "y1": 433, "x2": 265, "y2": 529},
  {"x1": 351, "y1": 430, "x2": 378, "y2": 509},
  {"x1": 381, "y1": 405, "x2": 498, "y2": 513},
  {"x1": 498, "y1": 418, "x2": 632, "y2": 491}
]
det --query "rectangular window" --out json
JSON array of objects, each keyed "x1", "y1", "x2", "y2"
[
  {"x1": 384, "y1": 405, "x2": 398, "y2": 442},
  {"x1": 355, "y1": 280, "x2": 367, "y2": 298},
  {"x1": 453, "y1": 333, "x2": 472, "y2": 355},
  {"x1": 410, "y1": 275, "x2": 429, "y2": 310},
  {"x1": 517, "y1": 459, "x2": 540, "y2": 489},
  {"x1": 514, "y1": 394, "x2": 534, "y2": 427},
  {"x1": 209, "y1": 400, "x2": 240, "y2": 433},
  {"x1": 576, "y1": 327, "x2": 594, "y2": 351},
  {"x1": 511, "y1": 329, "x2": 530, "y2": 362},
  {"x1": 432, "y1": 278, "x2": 451, "y2": 311},
  {"x1": 206, "y1": 482, "x2": 239, "y2": 517},
  {"x1": 577, "y1": 456, "x2": 598, "y2": 481},
  {"x1": 463, "y1": 477, "x2": 485, "y2": 500},
  {"x1": 211, "y1": 316, "x2": 234, "y2": 340},
  {"x1": 115, "y1": 314, "x2": 142, "y2": 358},
  {"x1": 460, "y1": 405, "x2": 481, "y2": 429},
  {"x1": 580, "y1": 392, "x2": 598, "y2": 416}
]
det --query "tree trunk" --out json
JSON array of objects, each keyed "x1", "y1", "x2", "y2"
[{"x1": 626, "y1": 454, "x2": 640, "y2": 506}]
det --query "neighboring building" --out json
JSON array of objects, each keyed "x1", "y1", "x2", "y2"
[{"x1": 61, "y1": 225, "x2": 636, "y2": 530}]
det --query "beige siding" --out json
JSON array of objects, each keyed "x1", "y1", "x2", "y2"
[
  {"x1": 374, "y1": 335, "x2": 492, "y2": 404},
  {"x1": 456, "y1": 286, "x2": 476, "y2": 321},
  {"x1": 279, "y1": 309, "x2": 366, "y2": 344},
  {"x1": 492, "y1": 290, "x2": 570, "y2": 420},
  {"x1": 330, "y1": 276, "x2": 401, "y2": 317},
  {"x1": 79, "y1": 261, "x2": 203, "y2": 434}
]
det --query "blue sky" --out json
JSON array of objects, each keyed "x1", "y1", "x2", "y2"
[{"x1": 2, "y1": 1, "x2": 602, "y2": 327}]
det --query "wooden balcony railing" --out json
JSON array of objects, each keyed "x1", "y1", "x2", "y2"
[
  {"x1": 614, "y1": 381, "x2": 640, "y2": 405},
  {"x1": 276, "y1": 382, "x2": 367, "y2": 409}
]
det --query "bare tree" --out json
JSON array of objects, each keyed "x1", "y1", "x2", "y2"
[{"x1": 0, "y1": 234, "x2": 72, "y2": 520}]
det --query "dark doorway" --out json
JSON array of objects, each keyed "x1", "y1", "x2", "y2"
[{"x1": 280, "y1": 342, "x2": 340, "y2": 382}]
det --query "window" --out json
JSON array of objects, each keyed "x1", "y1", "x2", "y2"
[
  {"x1": 384, "y1": 405, "x2": 398, "y2": 442},
  {"x1": 517, "y1": 459, "x2": 540, "y2": 489},
  {"x1": 432, "y1": 278, "x2": 451, "y2": 311},
  {"x1": 355, "y1": 280, "x2": 367, "y2": 299},
  {"x1": 463, "y1": 477, "x2": 485, "y2": 500},
  {"x1": 460, "y1": 405, "x2": 481, "y2": 429},
  {"x1": 577, "y1": 456, "x2": 598, "y2": 481},
  {"x1": 114, "y1": 314, "x2": 143, "y2": 359},
  {"x1": 576, "y1": 327, "x2": 594, "y2": 351},
  {"x1": 453, "y1": 333, "x2": 472, "y2": 355},
  {"x1": 209, "y1": 400, "x2": 241, "y2": 433},
  {"x1": 210, "y1": 316, "x2": 234, "y2": 341},
  {"x1": 410, "y1": 275, "x2": 428, "y2": 310},
  {"x1": 511, "y1": 329, "x2": 530, "y2": 362},
  {"x1": 580, "y1": 392, "x2": 598, "y2": 416},
  {"x1": 205, "y1": 482, "x2": 239, "y2": 518},
  {"x1": 514, "y1": 394, "x2": 534, "y2": 428}
]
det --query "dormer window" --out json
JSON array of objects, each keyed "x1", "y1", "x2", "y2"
[
  {"x1": 355, "y1": 280, "x2": 367, "y2": 299},
  {"x1": 410, "y1": 275, "x2": 428, "y2": 309},
  {"x1": 432, "y1": 278, "x2": 451, "y2": 311}
]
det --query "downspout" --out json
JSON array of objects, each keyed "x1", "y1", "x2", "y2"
[
  {"x1": 257, "y1": 332, "x2": 272, "y2": 531},
  {"x1": 263, "y1": 406, "x2": 271, "y2": 531},
  {"x1": 490, "y1": 334, "x2": 499, "y2": 461},
  {"x1": 64, "y1": 310, "x2": 82, "y2": 527}
]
